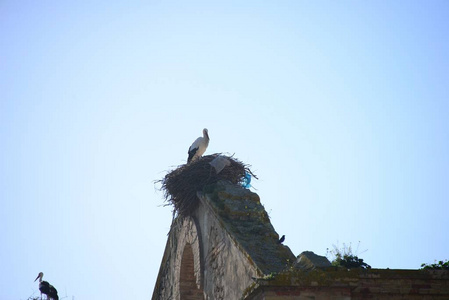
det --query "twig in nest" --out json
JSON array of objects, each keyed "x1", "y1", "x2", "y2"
[{"x1": 155, "y1": 154, "x2": 257, "y2": 217}]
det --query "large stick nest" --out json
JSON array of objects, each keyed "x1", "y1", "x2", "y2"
[{"x1": 157, "y1": 154, "x2": 257, "y2": 217}]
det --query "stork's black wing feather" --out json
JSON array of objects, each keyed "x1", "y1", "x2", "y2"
[
  {"x1": 49, "y1": 285, "x2": 58, "y2": 300},
  {"x1": 39, "y1": 281, "x2": 50, "y2": 294},
  {"x1": 187, "y1": 147, "x2": 198, "y2": 162}
]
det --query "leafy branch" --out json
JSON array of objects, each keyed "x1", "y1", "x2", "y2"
[
  {"x1": 326, "y1": 241, "x2": 371, "y2": 269},
  {"x1": 421, "y1": 260, "x2": 449, "y2": 270}
]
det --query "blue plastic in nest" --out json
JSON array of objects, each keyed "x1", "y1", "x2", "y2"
[{"x1": 241, "y1": 172, "x2": 251, "y2": 188}]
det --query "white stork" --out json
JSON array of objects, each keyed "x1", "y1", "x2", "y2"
[
  {"x1": 34, "y1": 272, "x2": 59, "y2": 300},
  {"x1": 187, "y1": 128, "x2": 210, "y2": 163}
]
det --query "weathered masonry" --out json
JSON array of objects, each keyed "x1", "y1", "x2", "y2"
[{"x1": 152, "y1": 180, "x2": 449, "y2": 299}]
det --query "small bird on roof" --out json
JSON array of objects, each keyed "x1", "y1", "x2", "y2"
[
  {"x1": 277, "y1": 235, "x2": 285, "y2": 244},
  {"x1": 187, "y1": 128, "x2": 210, "y2": 163}
]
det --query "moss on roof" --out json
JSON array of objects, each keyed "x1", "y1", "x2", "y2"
[
  {"x1": 201, "y1": 180, "x2": 296, "y2": 275},
  {"x1": 243, "y1": 267, "x2": 449, "y2": 299}
]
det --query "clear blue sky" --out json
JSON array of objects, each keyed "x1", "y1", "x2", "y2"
[{"x1": 1, "y1": 1, "x2": 448, "y2": 299}]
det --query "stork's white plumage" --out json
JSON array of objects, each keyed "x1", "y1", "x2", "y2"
[{"x1": 188, "y1": 128, "x2": 210, "y2": 163}]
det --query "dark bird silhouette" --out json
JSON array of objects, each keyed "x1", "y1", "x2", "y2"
[
  {"x1": 277, "y1": 235, "x2": 285, "y2": 244},
  {"x1": 48, "y1": 285, "x2": 58, "y2": 300},
  {"x1": 188, "y1": 128, "x2": 210, "y2": 163},
  {"x1": 34, "y1": 272, "x2": 59, "y2": 300}
]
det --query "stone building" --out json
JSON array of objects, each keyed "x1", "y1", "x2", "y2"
[{"x1": 152, "y1": 180, "x2": 449, "y2": 299}]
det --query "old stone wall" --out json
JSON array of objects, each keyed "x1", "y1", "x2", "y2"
[
  {"x1": 152, "y1": 216, "x2": 203, "y2": 300},
  {"x1": 245, "y1": 269, "x2": 449, "y2": 300},
  {"x1": 152, "y1": 181, "x2": 449, "y2": 300},
  {"x1": 194, "y1": 195, "x2": 261, "y2": 299},
  {"x1": 152, "y1": 186, "x2": 262, "y2": 300}
]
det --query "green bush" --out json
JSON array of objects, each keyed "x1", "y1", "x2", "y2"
[
  {"x1": 421, "y1": 260, "x2": 449, "y2": 270},
  {"x1": 327, "y1": 242, "x2": 371, "y2": 269}
]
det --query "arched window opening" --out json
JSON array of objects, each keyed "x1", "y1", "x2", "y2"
[{"x1": 180, "y1": 243, "x2": 203, "y2": 300}]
